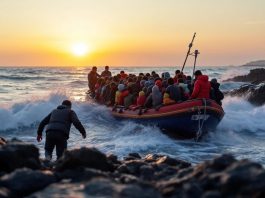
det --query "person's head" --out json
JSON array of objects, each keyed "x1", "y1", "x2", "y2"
[
  {"x1": 105, "y1": 66, "x2": 109, "y2": 71},
  {"x1": 62, "y1": 100, "x2": 72, "y2": 108},
  {"x1": 164, "y1": 72, "x2": 170, "y2": 79},
  {"x1": 92, "y1": 66, "x2": 97, "y2": 72},
  {"x1": 194, "y1": 70, "x2": 202, "y2": 80},
  {"x1": 167, "y1": 78, "x2": 174, "y2": 85},
  {"x1": 155, "y1": 80, "x2": 162, "y2": 88},
  {"x1": 175, "y1": 70, "x2": 180, "y2": 75},
  {"x1": 211, "y1": 78, "x2": 218, "y2": 84},
  {"x1": 194, "y1": 70, "x2": 202, "y2": 77},
  {"x1": 151, "y1": 71, "x2": 156, "y2": 76},
  {"x1": 186, "y1": 75, "x2": 192, "y2": 81},
  {"x1": 139, "y1": 91, "x2": 145, "y2": 96},
  {"x1": 118, "y1": 84, "x2": 125, "y2": 92},
  {"x1": 120, "y1": 71, "x2": 125, "y2": 74}
]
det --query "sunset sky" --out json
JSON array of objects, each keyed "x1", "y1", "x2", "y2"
[{"x1": 0, "y1": 0, "x2": 265, "y2": 66}]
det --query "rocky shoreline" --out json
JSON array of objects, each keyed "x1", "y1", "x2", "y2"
[
  {"x1": 226, "y1": 68, "x2": 265, "y2": 106},
  {"x1": 0, "y1": 139, "x2": 265, "y2": 198}
]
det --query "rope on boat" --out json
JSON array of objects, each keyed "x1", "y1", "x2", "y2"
[{"x1": 195, "y1": 99, "x2": 207, "y2": 141}]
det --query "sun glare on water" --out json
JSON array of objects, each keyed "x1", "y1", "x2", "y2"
[{"x1": 72, "y1": 43, "x2": 89, "y2": 56}]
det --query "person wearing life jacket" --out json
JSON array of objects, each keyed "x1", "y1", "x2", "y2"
[
  {"x1": 137, "y1": 91, "x2": 146, "y2": 107},
  {"x1": 101, "y1": 66, "x2": 112, "y2": 78},
  {"x1": 165, "y1": 78, "x2": 182, "y2": 102},
  {"x1": 189, "y1": 70, "x2": 211, "y2": 99},
  {"x1": 88, "y1": 66, "x2": 100, "y2": 97},
  {"x1": 37, "y1": 100, "x2": 86, "y2": 161},
  {"x1": 163, "y1": 93, "x2": 175, "y2": 105},
  {"x1": 115, "y1": 84, "x2": 129, "y2": 105}
]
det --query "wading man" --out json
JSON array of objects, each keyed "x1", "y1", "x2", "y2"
[{"x1": 37, "y1": 100, "x2": 86, "y2": 160}]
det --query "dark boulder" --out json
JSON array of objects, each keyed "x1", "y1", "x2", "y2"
[
  {"x1": 123, "y1": 153, "x2": 142, "y2": 161},
  {"x1": 0, "y1": 137, "x2": 6, "y2": 146},
  {"x1": 229, "y1": 83, "x2": 265, "y2": 106},
  {"x1": 0, "y1": 188, "x2": 10, "y2": 198},
  {"x1": 0, "y1": 141, "x2": 40, "y2": 172},
  {"x1": 156, "y1": 156, "x2": 191, "y2": 168},
  {"x1": 55, "y1": 147, "x2": 114, "y2": 172},
  {"x1": 29, "y1": 178, "x2": 161, "y2": 198},
  {"x1": 0, "y1": 168, "x2": 56, "y2": 197},
  {"x1": 55, "y1": 167, "x2": 108, "y2": 182},
  {"x1": 123, "y1": 160, "x2": 147, "y2": 175},
  {"x1": 225, "y1": 68, "x2": 265, "y2": 84},
  {"x1": 219, "y1": 159, "x2": 264, "y2": 196}
]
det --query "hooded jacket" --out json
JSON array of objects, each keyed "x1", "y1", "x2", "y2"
[
  {"x1": 190, "y1": 75, "x2": 211, "y2": 99},
  {"x1": 37, "y1": 105, "x2": 86, "y2": 139},
  {"x1": 152, "y1": 85, "x2": 162, "y2": 107}
]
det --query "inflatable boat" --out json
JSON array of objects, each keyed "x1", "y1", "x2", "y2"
[{"x1": 111, "y1": 99, "x2": 224, "y2": 139}]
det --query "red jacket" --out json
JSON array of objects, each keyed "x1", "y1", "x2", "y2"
[{"x1": 190, "y1": 75, "x2": 211, "y2": 99}]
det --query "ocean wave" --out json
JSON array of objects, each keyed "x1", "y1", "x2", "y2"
[{"x1": 0, "y1": 75, "x2": 46, "y2": 81}]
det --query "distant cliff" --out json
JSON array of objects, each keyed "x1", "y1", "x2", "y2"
[{"x1": 242, "y1": 60, "x2": 265, "y2": 67}]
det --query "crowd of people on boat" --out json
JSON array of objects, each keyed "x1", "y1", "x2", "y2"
[{"x1": 87, "y1": 66, "x2": 224, "y2": 109}]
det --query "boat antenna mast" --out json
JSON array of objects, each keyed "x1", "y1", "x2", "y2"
[
  {"x1": 181, "y1": 32, "x2": 196, "y2": 72},
  {"x1": 191, "y1": 49, "x2": 200, "y2": 79}
]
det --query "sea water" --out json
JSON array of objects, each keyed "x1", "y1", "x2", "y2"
[{"x1": 0, "y1": 66, "x2": 265, "y2": 164}]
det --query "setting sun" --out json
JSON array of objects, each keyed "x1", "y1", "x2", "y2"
[{"x1": 72, "y1": 43, "x2": 89, "y2": 56}]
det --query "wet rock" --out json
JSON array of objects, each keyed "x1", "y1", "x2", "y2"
[
  {"x1": 0, "y1": 168, "x2": 56, "y2": 197},
  {"x1": 156, "y1": 156, "x2": 191, "y2": 168},
  {"x1": 202, "y1": 191, "x2": 222, "y2": 198},
  {"x1": 139, "y1": 165, "x2": 155, "y2": 180},
  {"x1": 107, "y1": 154, "x2": 120, "y2": 165},
  {"x1": 219, "y1": 159, "x2": 264, "y2": 195},
  {"x1": 128, "y1": 153, "x2": 141, "y2": 159},
  {"x1": 55, "y1": 167, "x2": 107, "y2": 182},
  {"x1": 144, "y1": 154, "x2": 162, "y2": 162},
  {"x1": 117, "y1": 164, "x2": 129, "y2": 174},
  {"x1": 123, "y1": 153, "x2": 141, "y2": 161},
  {"x1": 182, "y1": 182, "x2": 203, "y2": 198},
  {"x1": 118, "y1": 174, "x2": 140, "y2": 184},
  {"x1": 229, "y1": 83, "x2": 265, "y2": 106},
  {"x1": 0, "y1": 188, "x2": 10, "y2": 198},
  {"x1": 123, "y1": 160, "x2": 147, "y2": 175},
  {"x1": 226, "y1": 68, "x2": 265, "y2": 105},
  {"x1": 29, "y1": 178, "x2": 161, "y2": 198},
  {"x1": 0, "y1": 137, "x2": 7, "y2": 146},
  {"x1": 225, "y1": 68, "x2": 265, "y2": 84},
  {"x1": 0, "y1": 141, "x2": 40, "y2": 172},
  {"x1": 154, "y1": 165, "x2": 180, "y2": 180},
  {"x1": 208, "y1": 154, "x2": 236, "y2": 171},
  {"x1": 55, "y1": 147, "x2": 114, "y2": 172}
]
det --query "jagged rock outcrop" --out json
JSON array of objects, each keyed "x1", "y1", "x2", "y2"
[{"x1": 226, "y1": 69, "x2": 265, "y2": 106}]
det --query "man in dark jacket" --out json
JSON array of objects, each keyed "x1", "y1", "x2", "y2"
[
  {"x1": 101, "y1": 66, "x2": 112, "y2": 78},
  {"x1": 210, "y1": 78, "x2": 224, "y2": 105},
  {"x1": 88, "y1": 66, "x2": 100, "y2": 97},
  {"x1": 37, "y1": 100, "x2": 86, "y2": 161}
]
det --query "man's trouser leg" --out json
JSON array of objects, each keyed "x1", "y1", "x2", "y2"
[
  {"x1": 44, "y1": 133, "x2": 56, "y2": 161},
  {"x1": 55, "y1": 136, "x2": 67, "y2": 160}
]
